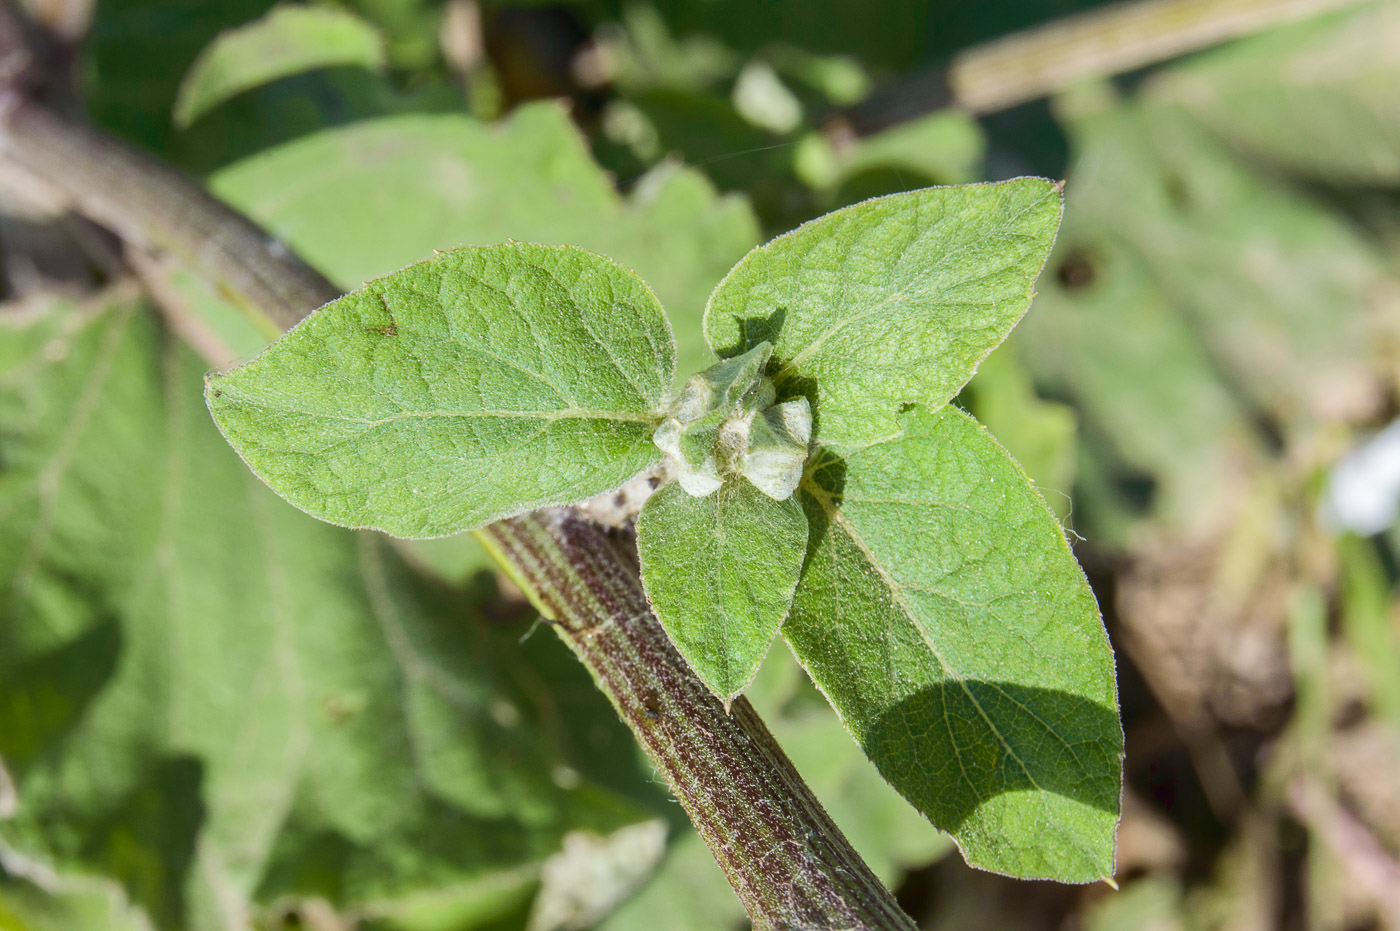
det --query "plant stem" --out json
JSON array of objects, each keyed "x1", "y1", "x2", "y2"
[
  {"x1": 836, "y1": 0, "x2": 1371, "y2": 134},
  {"x1": 948, "y1": 0, "x2": 1371, "y2": 114},
  {"x1": 479, "y1": 511, "x2": 917, "y2": 930},
  {"x1": 0, "y1": 56, "x2": 918, "y2": 931},
  {"x1": 0, "y1": 99, "x2": 338, "y2": 334}
]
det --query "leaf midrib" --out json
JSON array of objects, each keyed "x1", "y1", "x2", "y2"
[{"x1": 220, "y1": 397, "x2": 663, "y2": 427}]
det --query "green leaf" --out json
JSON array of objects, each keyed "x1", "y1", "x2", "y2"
[
  {"x1": 209, "y1": 104, "x2": 758, "y2": 380},
  {"x1": 1057, "y1": 94, "x2": 1393, "y2": 431},
  {"x1": 636, "y1": 480, "x2": 808, "y2": 703},
  {"x1": 206, "y1": 243, "x2": 675, "y2": 538},
  {"x1": 208, "y1": 102, "x2": 758, "y2": 584},
  {"x1": 1021, "y1": 89, "x2": 1400, "y2": 541},
  {"x1": 704, "y1": 179, "x2": 1063, "y2": 450},
  {"x1": 174, "y1": 6, "x2": 386, "y2": 127},
  {"x1": 1016, "y1": 232, "x2": 1252, "y2": 542},
  {"x1": 789, "y1": 405, "x2": 1120, "y2": 882},
  {"x1": 796, "y1": 110, "x2": 986, "y2": 194},
  {"x1": 961, "y1": 348, "x2": 1076, "y2": 518},
  {"x1": 0, "y1": 873, "x2": 152, "y2": 931},
  {"x1": 0, "y1": 298, "x2": 660, "y2": 929}
]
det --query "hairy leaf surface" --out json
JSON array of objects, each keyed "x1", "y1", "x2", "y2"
[
  {"x1": 704, "y1": 179, "x2": 1062, "y2": 449},
  {"x1": 789, "y1": 405, "x2": 1120, "y2": 882},
  {"x1": 0, "y1": 298, "x2": 657, "y2": 930},
  {"x1": 206, "y1": 244, "x2": 675, "y2": 538},
  {"x1": 210, "y1": 104, "x2": 757, "y2": 379},
  {"x1": 208, "y1": 104, "x2": 757, "y2": 580},
  {"x1": 636, "y1": 480, "x2": 808, "y2": 703}
]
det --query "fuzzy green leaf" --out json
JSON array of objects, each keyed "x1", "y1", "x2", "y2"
[
  {"x1": 704, "y1": 179, "x2": 1063, "y2": 449},
  {"x1": 0, "y1": 298, "x2": 658, "y2": 930},
  {"x1": 209, "y1": 103, "x2": 758, "y2": 578},
  {"x1": 174, "y1": 6, "x2": 386, "y2": 127},
  {"x1": 789, "y1": 405, "x2": 1120, "y2": 882},
  {"x1": 206, "y1": 243, "x2": 675, "y2": 538},
  {"x1": 637, "y1": 480, "x2": 808, "y2": 703},
  {"x1": 209, "y1": 104, "x2": 759, "y2": 380}
]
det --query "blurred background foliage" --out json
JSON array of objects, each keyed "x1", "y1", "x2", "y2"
[{"x1": 3, "y1": 0, "x2": 1400, "y2": 928}]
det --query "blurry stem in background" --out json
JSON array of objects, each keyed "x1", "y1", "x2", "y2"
[
  {"x1": 0, "y1": 99, "x2": 337, "y2": 335},
  {"x1": 838, "y1": 0, "x2": 1375, "y2": 135},
  {"x1": 0, "y1": 0, "x2": 333, "y2": 330},
  {"x1": 949, "y1": 0, "x2": 1373, "y2": 114},
  {"x1": 0, "y1": 6, "x2": 917, "y2": 928}
]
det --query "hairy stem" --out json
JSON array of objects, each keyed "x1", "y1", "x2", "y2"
[
  {"x1": 0, "y1": 47, "x2": 917, "y2": 931},
  {"x1": 479, "y1": 511, "x2": 917, "y2": 930}
]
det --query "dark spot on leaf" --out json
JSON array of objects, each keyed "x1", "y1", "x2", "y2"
[
  {"x1": 1055, "y1": 250, "x2": 1098, "y2": 292},
  {"x1": 898, "y1": 401, "x2": 916, "y2": 413},
  {"x1": 1163, "y1": 171, "x2": 1191, "y2": 210},
  {"x1": 1114, "y1": 468, "x2": 1156, "y2": 515},
  {"x1": 1252, "y1": 410, "x2": 1285, "y2": 455},
  {"x1": 374, "y1": 292, "x2": 399, "y2": 336},
  {"x1": 210, "y1": 389, "x2": 221, "y2": 397}
]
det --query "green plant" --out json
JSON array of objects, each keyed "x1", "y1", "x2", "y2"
[
  {"x1": 11, "y1": 0, "x2": 1400, "y2": 927},
  {"x1": 205, "y1": 179, "x2": 1122, "y2": 887}
]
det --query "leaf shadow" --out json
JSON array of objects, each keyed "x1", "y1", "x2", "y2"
[
  {"x1": 797, "y1": 446, "x2": 846, "y2": 556},
  {"x1": 89, "y1": 755, "x2": 207, "y2": 928},
  {"x1": 865, "y1": 680, "x2": 1122, "y2": 834},
  {"x1": 714, "y1": 307, "x2": 788, "y2": 359},
  {"x1": 716, "y1": 305, "x2": 836, "y2": 442},
  {"x1": 0, "y1": 614, "x2": 122, "y2": 776}
]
